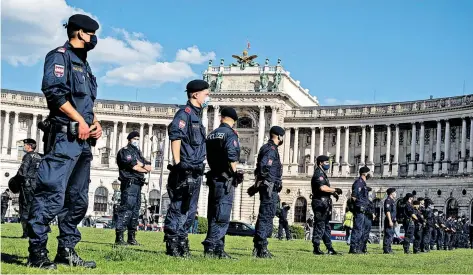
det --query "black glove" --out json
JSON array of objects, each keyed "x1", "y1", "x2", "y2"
[
  {"x1": 235, "y1": 170, "x2": 244, "y2": 185},
  {"x1": 334, "y1": 188, "x2": 342, "y2": 195},
  {"x1": 332, "y1": 192, "x2": 339, "y2": 202},
  {"x1": 247, "y1": 184, "x2": 259, "y2": 197},
  {"x1": 175, "y1": 162, "x2": 190, "y2": 171},
  {"x1": 367, "y1": 187, "x2": 373, "y2": 192}
]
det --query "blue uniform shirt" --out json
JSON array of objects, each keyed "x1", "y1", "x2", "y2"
[
  {"x1": 311, "y1": 166, "x2": 331, "y2": 199},
  {"x1": 351, "y1": 177, "x2": 369, "y2": 209},
  {"x1": 255, "y1": 140, "x2": 282, "y2": 184},
  {"x1": 205, "y1": 123, "x2": 240, "y2": 173},
  {"x1": 168, "y1": 101, "x2": 206, "y2": 168},
  {"x1": 41, "y1": 42, "x2": 97, "y2": 125},
  {"x1": 116, "y1": 145, "x2": 151, "y2": 182},
  {"x1": 384, "y1": 196, "x2": 397, "y2": 223}
]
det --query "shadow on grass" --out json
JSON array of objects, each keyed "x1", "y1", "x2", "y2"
[
  {"x1": 1, "y1": 253, "x2": 27, "y2": 266},
  {"x1": 1, "y1": 236, "x2": 26, "y2": 239}
]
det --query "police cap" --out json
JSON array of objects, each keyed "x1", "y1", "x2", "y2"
[
  {"x1": 66, "y1": 14, "x2": 99, "y2": 32},
  {"x1": 405, "y1": 193, "x2": 414, "y2": 200},
  {"x1": 269, "y1": 126, "x2": 285, "y2": 136},
  {"x1": 417, "y1": 197, "x2": 425, "y2": 202},
  {"x1": 220, "y1": 107, "x2": 238, "y2": 121},
  {"x1": 359, "y1": 166, "x2": 370, "y2": 174},
  {"x1": 386, "y1": 188, "x2": 396, "y2": 195},
  {"x1": 127, "y1": 131, "x2": 140, "y2": 140},
  {"x1": 186, "y1": 79, "x2": 209, "y2": 93},
  {"x1": 23, "y1": 138, "x2": 36, "y2": 145},
  {"x1": 316, "y1": 155, "x2": 329, "y2": 163}
]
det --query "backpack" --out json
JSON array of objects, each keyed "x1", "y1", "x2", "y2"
[{"x1": 346, "y1": 197, "x2": 356, "y2": 212}]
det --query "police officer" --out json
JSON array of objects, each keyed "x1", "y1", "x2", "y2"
[
  {"x1": 202, "y1": 107, "x2": 243, "y2": 259},
  {"x1": 1, "y1": 189, "x2": 12, "y2": 223},
  {"x1": 437, "y1": 211, "x2": 446, "y2": 250},
  {"x1": 430, "y1": 209, "x2": 439, "y2": 250},
  {"x1": 412, "y1": 200, "x2": 425, "y2": 253},
  {"x1": 26, "y1": 14, "x2": 101, "y2": 269},
  {"x1": 401, "y1": 193, "x2": 417, "y2": 254},
  {"x1": 383, "y1": 188, "x2": 397, "y2": 254},
  {"x1": 115, "y1": 131, "x2": 152, "y2": 245},
  {"x1": 311, "y1": 155, "x2": 342, "y2": 255},
  {"x1": 164, "y1": 79, "x2": 208, "y2": 257},
  {"x1": 422, "y1": 199, "x2": 434, "y2": 252},
  {"x1": 18, "y1": 139, "x2": 42, "y2": 238},
  {"x1": 349, "y1": 166, "x2": 371, "y2": 254},
  {"x1": 277, "y1": 202, "x2": 292, "y2": 241},
  {"x1": 248, "y1": 126, "x2": 285, "y2": 258},
  {"x1": 359, "y1": 188, "x2": 375, "y2": 254}
]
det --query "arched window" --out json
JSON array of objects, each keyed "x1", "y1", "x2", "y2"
[
  {"x1": 294, "y1": 197, "x2": 307, "y2": 223},
  {"x1": 237, "y1": 117, "x2": 253, "y2": 129},
  {"x1": 149, "y1": 190, "x2": 160, "y2": 214},
  {"x1": 161, "y1": 193, "x2": 171, "y2": 216},
  {"x1": 446, "y1": 198, "x2": 459, "y2": 218},
  {"x1": 94, "y1": 187, "x2": 109, "y2": 212}
]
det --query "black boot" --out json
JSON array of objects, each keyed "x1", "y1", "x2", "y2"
[
  {"x1": 349, "y1": 245, "x2": 359, "y2": 254},
  {"x1": 127, "y1": 231, "x2": 140, "y2": 246},
  {"x1": 203, "y1": 246, "x2": 216, "y2": 258},
  {"x1": 115, "y1": 231, "x2": 127, "y2": 245},
  {"x1": 54, "y1": 247, "x2": 96, "y2": 268},
  {"x1": 215, "y1": 246, "x2": 237, "y2": 260},
  {"x1": 21, "y1": 221, "x2": 28, "y2": 238},
  {"x1": 27, "y1": 249, "x2": 57, "y2": 270},
  {"x1": 313, "y1": 244, "x2": 325, "y2": 255},
  {"x1": 179, "y1": 238, "x2": 191, "y2": 258},
  {"x1": 326, "y1": 245, "x2": 340, "y2": 255},
  {"x1": 165, "y1": 237, "x2": 181, "y2": 257},
  {"x1": 255, "y1": 245, "x2": 273, "y2": 258}
]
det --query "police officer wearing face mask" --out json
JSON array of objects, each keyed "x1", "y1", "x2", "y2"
[
  {"x1": 27, "y1": 14, "x2": 101, "y2": 270},
  {"x1": 311, "y1": 155, "x2": 342, "y2": 255},
  {"x1": 349, "y1": 166, "x2": 371, "y2": 254},
  {"x1": 17, "y1": 139, "x2": 42, "y2": 238},
  {"x1": 164, "y1": 79, "x2": 208, "y2": 257},
  {"x1": 115, "y1": 131, "x2": 152, "y2": 246}
]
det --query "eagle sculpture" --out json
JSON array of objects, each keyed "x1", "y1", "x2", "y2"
[{"x1": 231, "y1": 50, "x2": 258, "y2": 69}]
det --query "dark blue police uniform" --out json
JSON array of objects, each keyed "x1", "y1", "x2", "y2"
[
  {"x1": 349, "y1": 177, "x2": 370, "y2": 253},
  {"x1": 436, "y1": 214, "x2": 445, "y2": 249},
  {"x1": 253, "y1": 139, "x2": 282, "y2": 257},
  {"x1": 164, "y1": 101, "x2": 206, "y2": 256},
  {"x1": 422, "y1": 207, "x2": 434, "y2": 252},
  {"x1": 202, "y1": 123, "x2": 240, "y2": 257},
  {"x1": 115, "y1": 143, "x2": 150, "y2": 244},
  {"x1": 277, "y1": 204, "x2": 291, "y2": 240},
  {"x1": 28, "y1": 42, "x2": 96, "y2": 251},
  {"x1": 402, "y1": 202, "x2": 415, "y2": 253},
  {"x1": 360, "y1": 199, "x2": 374, "y2": 253},
  {"x1": 413, "y1": 207, "x2": 424, "y2": 253},
  {"x1": 383, "y1": 196, "x2": 396, "y2": 253}
]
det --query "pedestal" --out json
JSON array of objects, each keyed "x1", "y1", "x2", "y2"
[
  {"x1": 458, "y1": 160, "x2": 465, "y2": 174},
  {"x1": 332, "y1": 163, "x2": 340, "y2": 177},
  {"x1": 391, "y1": 162, "x2": 399, "y2": 177},
  {"x1": 367, "y1": 162, "x2": 375, "y2": 175},
  {"x1": 433, "y1": 161, "x2": 441, "y2": 175},
  {"x1": 283, "y1": 163, "x2": 290, "y2": 175},
  {"x1": 467, "y1": 159, "x2": 473, "y2": 174},
  {"x1": 416, "y1": 163, "x2": 425, "y2": 176},
  {"x1": 109, "y1": 155, "x2": 117, "y2": 169},
  {"x1": 382, "y1": 163, "x2": 391, "y2": 177},
  {"x1": 408, "y1": 162, "x2": 416, "y2": 177},
  {"x1": 307, "y1": 163, "x2": 315, "y2": 176},
  {"x1": 341, "y1": 163, "x2": 350, "y2": 177},
  {"x1": 441, "y1": 160, "x2": 451, "y2": 175}
]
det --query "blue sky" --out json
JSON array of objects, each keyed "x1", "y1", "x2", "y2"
[{"x1": 2, "y1": 0, "x2": 473, "y2": 106}]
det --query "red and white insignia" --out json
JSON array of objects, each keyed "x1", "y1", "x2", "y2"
[
  {"x1": 319, "y1": 176, "x2": 324, "y2": 181},
  {"x1": 54, "y1": 64, "x2": 64, "y2": 77},
  {"x1": 233, "y1": 140, "x2": 238, "y2": 147},
  {"x1": 178, "y1": 120, "x2": 186, "y2": 129},
  {"x1": 126, "y1": 155, "x2": 132, "y2": 160},
  {"x1": 268, "y1": 159, "x2": 273, "y2": 165},
  {"x1": 233, "y1": 129, "x2": 238, "y2": 136},
  {"x1": 185, "y1": 107, "x2": 191, "y2": 113},
  {"x1": 57, "y1": 47, "x2": 66, "y2": 53},
  {"x1": 271, "y1": 146, "x2": 275, "y2": 150}
]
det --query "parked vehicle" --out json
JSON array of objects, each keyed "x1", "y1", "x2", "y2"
[{"x1": 226, "y1": 221, "x2": 256, "y2": 237}]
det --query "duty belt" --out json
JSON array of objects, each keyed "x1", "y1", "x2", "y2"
[{"x1": 313, "y1": 196, "x2": 330, "y2": 202}]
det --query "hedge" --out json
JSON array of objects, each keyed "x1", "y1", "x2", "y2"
[{"x1": 197, "y1": 216, "x2": 208, "y2": 234}]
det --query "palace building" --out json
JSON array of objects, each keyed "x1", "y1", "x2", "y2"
[{"x1": 1, "y1": 51, "x2": 473, "y2": 225}]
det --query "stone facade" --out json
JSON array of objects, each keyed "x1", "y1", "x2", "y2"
[{"x1": 1, "y1": 55, "x2": 472, "y2": 224}]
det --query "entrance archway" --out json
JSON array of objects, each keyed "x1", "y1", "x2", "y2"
[
  {"x1": 446, "y1": 198, "x2": 459, "y2": 218},
  {"x1": 294, "y1": 197, "x2": 307, "y2": 223}
]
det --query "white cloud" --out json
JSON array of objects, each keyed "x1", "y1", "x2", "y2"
[
  {"x1": 176, "y1": 46, "x2": 216, "y2": 64},
  {"x1": 325, "y1": 98, "x2": 339, "y2": 105},
  {"x1": 1, "y1": 0, "x2": 213, "y2": 87},
  {"x1": 324, "y1": 98, "x2": 363, "y2": 106}
]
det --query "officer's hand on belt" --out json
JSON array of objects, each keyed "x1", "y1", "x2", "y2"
[
  {"x1": 235, "y1": 170, "x2": 244, "y2": 185},
  {"x1": 175, "y1": 162, "x2": 190, "y2": 171},
  {"x1": 334, "y1": 188, "x2": 343, "y2": 195},
  {"x1": 78, "y1": 120, "x2": 90, "y2": 140}
]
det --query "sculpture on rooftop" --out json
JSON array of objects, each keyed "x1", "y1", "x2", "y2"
[{"x1": 231, "y1": 49, "x2": 259, "y2": 70}]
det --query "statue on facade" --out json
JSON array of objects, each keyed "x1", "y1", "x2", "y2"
[
  {"x1": 259, "y1": 69, "x2": 269, "y2": 91},
  {"x1": 215, "y1": 70, "x2": 223, "y2": 92},
  {"x1": 231, "y1": 49, "x2": 258, "y2": 70},
  {"x1": 272, "y1": 67, "x2": 282, "y2": 92}
]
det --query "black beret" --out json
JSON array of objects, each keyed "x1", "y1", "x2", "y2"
[
  {"x1": 359, "y1": 166, "x2": 370, "y2": 174},
  {"x1": 23, "y1": 138, "x2": 36, "y2": 145},
  {"x1": 405, "y1": 193, "x2": 414, "y2": 200},
  {"x1": 220, "y1": 107, "x2": 238, "y2": 121},
  {"x1": 269, "y1": 126, "x2": 285, "y2": 136},
  {"x1": 67, "y1": 14, "x2": 99, "y2": 32},
  {"x1": 386, "y1": 188, "x2": 396, "y2": 195},
  {"x1": 186, "y1": 79, "x2": 209, "y2": 93},
  {"x1": 316, "y1": 155, "x2": 329, "y2": 163},
  {"x1": 127, "y1": 131, "x2": 140, "y2": 140},
  {"x1": 417, "y1": 197, "x2": 424, "y2": 202}
]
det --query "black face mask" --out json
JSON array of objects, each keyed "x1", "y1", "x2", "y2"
[
  {"x1": 80, "y1": 33, "x2": 98, "y2": 51},
  {"x1": 278, "y1": 135, "x2": 284, "y2": 146},
  {"x1": 366, "y1": 174, "x2": 371, "y2": 180}
]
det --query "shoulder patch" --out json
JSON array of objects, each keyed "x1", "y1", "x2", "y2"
[
  {"x1": 126, "y1": 155, "x2": 132, "y2": 160},
  {"x1": 179, "y1": 120, "x2": 186, "y2": 129},
  {"x1": 271, "y1": 146, "x2": 275, "y2": 150},
  {"x1": 54, "y1": 64, "x2": 65, "y2": 77},
  {"x1": 319, "y1": 176, "x2": 324, "y2": 181},
  {"x1": 57, "y1": 47, "x2": 66, "y2": 53},
  {"x1": 185, "y1": 107, "x2": 191, "y2": 114},
  {"x1": 233, "y1": 140, "x2": 238, "y2": 147},
  {"x1": 268, "y1": 159, "x2": 273, "y2": 166}
]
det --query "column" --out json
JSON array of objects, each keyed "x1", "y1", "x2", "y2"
[
  {"x1": 292, "y1": 127, "x2": 299, "y2": 174},
  {"x1": 307, "y1": 127, "x2": 316, "y2": 175},
  {"x1": 442, "y1": 120, "x2": 451, "y2": 174},
  {"x1": 433, "y1": 120, "x2": 442, "y2": 175},
  {"x1": 333, "y1": 126, "x2": 341, "y2": 176},
  {"x1": 408, "y1": 123, "x2": 416, "y2": 176},
  {"x1": 38, "y1": 130, "x2": 44, "y2": 154},
  {"x1": 458, "y1": 117, "x2": 467, "y2": 173},
  {"x1": 283, "y1": 128, "x2": 292, "y2": 175},
  {"x1": 360, "y1": 126, "x2": 366, "y2": 166},
  {"x1": 10, "y1": 112, "x2": 19, "y2": 159},
  {"x1": 415, "y1": 122, "x2": 425, "y2": 175},
  {"x1": 341, "y1": 126, "x2": 350, "y2": 176},
  {"x1": 392, "y1": 124, "x2": 400, "y2": 177},
  {"x1": 271, "y1": 106, "x2": 278, "y2": 127},
  {"x1": 139, "y1": 123, "x2": 144, "y2": 151},
  {"x1": 109, "y1": 121, "x2": 118, "y2": 168},
  {"x1": 31, "y1": 114, "x2": 38, "y2": 140},
  {"x1": 213, "y1": 105, "x2": 220, "y2": 131},
  {"x1": 164, "y1": 126, "x2": 170, "y2": 167},
  {"x1": 383, "y1": 125, "x2": 392, "y2": 177},
  {"x1": 318, "y1": 127, "x2": 324, "y2": 156},
  {"x1": 202, "y1": 107, "x2": 208, "y2": 134},
  {"x1": 232, "y1": 183, "x2": 242, "y2": 220},
  {"x1": 122, "y1": 122, "x2": 128, "y2": 147},
  {"x1": 467, "y1": 117, "x2": 473, "y2": 173},
  {"x1": 367, "y1": 125, "x2": 375, "y2": 173},
  {"x1": 2, "y1": 111, "x2": 10, "y2": 155},
  {"x1": 257, "y1": 106, "x2": 265, "y2": 151}
]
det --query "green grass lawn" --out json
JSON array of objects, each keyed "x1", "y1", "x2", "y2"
[{"x1": 1, "y1": 223, "x2": 472, "y2": 274}]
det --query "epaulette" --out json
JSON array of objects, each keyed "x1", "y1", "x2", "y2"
[
  {"x1": 56, "y1": 47, "x2": 66, "y2": 54},
  {"x1": 184, "y1": 106, "x2": 191, "y2": 114},
  {"x1": 233, "y1": 129, "x2": 239, "y2": 136}
]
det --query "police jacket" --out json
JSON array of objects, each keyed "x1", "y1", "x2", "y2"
[
  {"x1": 42, "y1": 42, "x2": 97, "y2": 126},
  {"x1": 18, "y1": 151, "x2": 42, "y2": 187},
  {"x1": 255, "y1": 140, "x2": 282, "y2": 184},
  {"x1": 280, "y1": 205, "x2": 290, "y2": 221},
  {"x1": 168, "y1": 101, "x2": 206, "y2": 168},
  {"x1": 423, "y1": 208, "x2": 435, "y2": 227},
  {"x1": 403, "y1": 202, "x2": 415, "y2": 221},
  {"x1": 351, "y1": 177, "x2": 369, "y2": 210},
  {"x1": 413, "y1": 208, "x2": 424, "y2": 224},
  {"x1": 311, "y1": 166, "x2": 332, "y2": 199},
  {"x1": 116, "y1": 144, "x2": 151, "y2": 183},
  {"x1": 1, "y1": 191, "x2": 10, "y2": 205},
  {"x1": 384, "y1": 196, "x2": 396, "y2": 223},
  {"x1": 206, "y1": 123, "x2": 240, "y2": 174}
]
